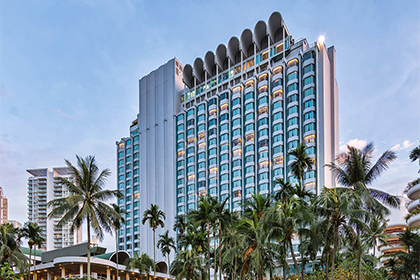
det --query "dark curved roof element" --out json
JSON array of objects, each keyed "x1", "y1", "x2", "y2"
[
  {"x1": 193, "y1": 58, "x2": 205, "y2": 83},
  {"x1": 268, "y1": 11, "x2": 283, "y2": 43},
  {"x1": 228, "y1": 37, "x2": 241, "y2": 64},
  {"x1": 240, "y1": 29, "x2": 253, "y2": 58},
  {"x1": 204, "y1": 51, "x2": 216, "y2": 76},
  {"x1": 183, "y1": 64, "x2": 193, "y2": 88},
  {"x1": 254, "y1": 20, "x2": 267, "y2": 51},
  {"x1": 95, "y1": 250, "x2": 130, "y2": 265},
  {"x1": 216, "y1": 44, "x2": 228, "y2": 71}
]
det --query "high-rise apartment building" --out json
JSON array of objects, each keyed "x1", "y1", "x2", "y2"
[
  {"x1": 27, "y1": 167, "x2": 82, "y2": 251},
  {"x1": 0, "y1": 187, "x2": 8, "y2": 224},
  {"x1": 117, "y1": 11, "x2": 338, "y2": 268}
]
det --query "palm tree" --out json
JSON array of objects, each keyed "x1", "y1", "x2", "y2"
[
  {"x1": 289, "y1": 143, "x2": 314, "y2": 186},
  {"x1": 213, "y1": 197, "x2": 231, "y2": 280},
  {"x1": 409, "y1": 141, "x2": 420, "y2": 173},
  {"x1": 313, "y1": 187, "x2": 367, "y2": 280},
  {"x1": 362, "y1": 215, "x2": 389, "y2": 257},
  {"x1": 173, "y1": 214, "x2": 187, "y2": 237},
  {"x1": 157, "y1": 230, "x2": 176, "y2": 271},
  {"x1": 124, "y1": 253, "x2": 155, "y2": 280},
  {"x1": 170, "y1": 250, "x2": 205, "y2": 280},
  {"x1": 326, "y1": 143, "x2": 400, "y2": 280},
  {"x1": 20, "y1": 222, "x2": 45, "y2": 280},
  {"x1": 242, "y1": 192, "x2": 271, "y2": 220},
  {"x1": 47, "y1": 155, "x2": 121, "y2": 280},
  {"x1": 188, "y1": 195, "x2": 217, "y2": 278},
  {"x1": 110, "y1": 203, "x2": 126, "y2": 280},
  {"x1": 264, "y1": 196, "x2": 311, "y2": 280},
  {"x1": 142, "y1": 204, "x2": 166, "y2": 278},
  {"x1": 0, "y1": 223, "x2": 27, "y2": 273}
]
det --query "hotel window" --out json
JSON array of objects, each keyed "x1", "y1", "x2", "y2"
[
  {"x1": 220, "y1": 174, "x2": 229, "y2": 181},
  {"x1": 258, "y1": 106, "x2": 268, "y2": 115},
  {"x1": 287, "y1": 72, "x2": 298, "y2": 82},
  {"x1": 245, "y1": 102, "x2": 254, "y2": 111},
  {"x1": 208, "y1": 148, "x2": 217, "y2": 156},
  {"x1": 303, "y1": 51, "x2": 315, "y2": 61},
  {"x1": 187, "y1": 166, "x2": 195, "y2": 173},
  {"x1": 245, "y1": 91, "x2": 254, "y2": 100},
  {"x1": 220, "y1": 164, "x2": 229, "y2": 171},
  {"x1": 272, "y1": 78, "x2": 282, "y2": 88},
  {"x1": 209, "y1": 109, "x2": 217, "y2": 116},
  {"x1": 118, "y1": 159, "x2": 124, "y2": 165},
  {"x1": 245, "y1": 166, "x2": 255, "y2": 174},
  {"x1": 187, "y1": 128, "x2": 194, "y2": 136},
  {"x1": 177, "y1": 188, "x2": 185, "y2": 195},
  {"x1": 232, "y1": 108, "x2": 241, "y2": 116},
  {"x1": 177, "y1": 124, "x2": 184, "y2": 131},
  {"x1": 233, "y1": 170, "x2": 241, "y2": 178},
  {"x1": 232, "y1": 149, "x2": 242, "y2": 157},
  {"x1": 221, "y1": 144, "x2": 229, "y2": 151},
  {"x1": 287, "y1": 94, "x2": 298, "y2": 104},
  {"x1": 177, "y1": 114, "x2": 184, "y2": 122},
  {"x1": 303, "y1": 64, "x2": 315, "y2": 74},
  {"x1": 209, "y1": 187, "x2": 217, "y2": 195},
  {"x1": 259, "y1": 173, "x2": 269, "y2": 181},
  {"x1": 259, "y1": 161, "x2": 269, "y2": 169},
  {"x1": 187, "y1": 203, "x2": 195, "y2": 210},
  {"x1": 220, "y1": 194, "x2": 229, "y2": 202},
  {"x1": 187, "y1": 109, "x2": 195, "y2": 117},
  {"x1": 177, "y1": 179, "x2": 185, "y2": 186},
  {"x1": 198, "y1": 115, "x2": 205, "y2": 122},
  {"x1": 198, "y1": 104, "x2": 205, "y2": 111},
  {"x1": 304, "y1": 171, "x2": 316, "y2": 180},
  {"x1": 303, "y1": 76, "x2": 315, "y2": 86},
  {"x1": 233, "y1": 190, "x2": 242, "y2": 198},
  {"x1": 118, "y1": 167, "x2": 124, "y2": 174},
  {"x1": 187, "y1": 137, "x2": 195, "y2": 145},
  {"x1": 220, "y1": 124, "x2": 229, "y2": 131},
  {"x1": 245, "y1": 187, "x2": 255, "y2": 196},
  {"x1": 245, "y1": 176, "x2": 255, "y2": 184},
  {"x1": 258, "y1": 129, "x2": 268, "y2": 137},
  {"x1": 126, "y1": 148, "x2": 132, "y2": 154},
  {"x1": 304, "y1": 99, "x2": 315, "y2": 109},
  {"x1": 259, "y1": 85, "x2": 268, "y2": 94},
  {"x1": 304, "y1": 111, "x2": 315, "y2": 120},
  {"x1": 232, "y1": 180, "x2": 241, "y2": 189},
  {"x1": 288, "y1": 106, "x2": 298, "y2": 115},
  {"x1": 187, "y1": 119, "x2": 195, "y2": 127},
  {"x1": 187, "y1": 156, "x2": 195, "y2": 163},
  {"x1": 198, "y1": 162, "x2": 206, "y2": 170},
  {"x1": 304, "y1": 87, "x2": 315, "y2": 97},
  {"x1": 187, "y1": 147, "x2": 195, "y2": 155},
  {"x1": 209, "y1": 128, "x2": 217, "y2": 137},
  {"x1": 133, "y1": 135, "x2": 139, "y2": 142},
  {"x1": 287, "y1": 59, "x2": 298, "y2": 68},
  {"x1": 220, "y1": 114, "x2": 229, "y2": 122},
  {"x1": 177, "y1": 170, "x2": 185, "y2": 177},
  {"x1": 246, "y1": 134, "x2": 255, "y2": 142},
  {"x1": 259, "y1": 183, "x2": 269, "y2": 191},
  {"x1": 232, "y1": 159, "x2": 241, "y2": 167},
  {"x1": 258, "y1": 139, "x2": 268, "y2": 148},
  {"x1": 273, "y1": 89, "x2": 282, "y2": 99},
  {"x1": 220, "y1": 184, "x2": 229, "y2": 192},
  {"x1": 208, "y1": 119, "x2": 216, "y2": 127},
  {"x1": 232, "y1": 98, "x2": 241, "y2": 107},
  {"x1": 188, "y1": 174, "x2": 195, "y2": 183},
  {"x1": 259, "y1": 151, "x2": 269, "y2": 159},
  {"x1": 232, "y1": 118, "x2": 241, "y2": 126},
  {"x1": 118, "y1": 175, "x2": 124, "y2": 181},
  {"x1": 245, "y1": 113, "x2": 254, "y2": 121},
  {"x1": 209, "y1": 167, "x2": 217, "y2": 177},
  {"x1": 188, "y1": 185, "x2": 195, "y2": 192},
  {"x1": 187, "y1": 194, "x2": 195, "y2": 201},
  {"x1": 272, "y1": 145, "x2": 283, "y2": 155},
  {"x1": 273, "y1": 112, "x2": 282, "y2": 121},
  {"x1": 209, "y1": 158, "x2": 216, "y2": 166},
  {"x1": 304, "y1": 123, "x2": 315, "y2": 133},
  {"x1": 220, "y1": 103, "x2": 229, "y2": 112},
  {"x1": 198, "y1": 142, "x2": 206, "y2": 150},
  {"x1": 304, "y1": 135, "x2": 316, "y2": 144},
  {"x1": 288, "y1": 117, "x2": 298, "y2": 126},
  {"x1": 287, "y1": 83, "x2": 298, "y2": 92},
  {"x1": 245, "y1": 123, "x2": 255, "y2": 131},
  {"x1": 273, "y1": 156, "x2": 284, "y2": 165},
  {"x1": 220, "y1": 134, "x2": 228, "y2": 142},
  {"x1": 177, "y1": 133, "x2": 184, "y2": 140},
  {"x1": 258, "y1": 97, "x2": 269, "y2": 106},
  {"x1": 305, "y1": 182, "x2": 316, "y2": 191},
  {"x1": 232, "y1": 129, "x2": 241, "y2": 137},
  {"x1": 288, "y1": 141, "x2": 299, "y2": 150},
  {"x1": 198, "y1": 124, "x2": 205, "y2": 131},
  {"x1": 306, "y1": 146, "x2": 316, "y2": 155},
  {"x1": 209, "y1": 98, "x2": 216, "y2": 106},
  {"x1": 245, "y1": 80, "x2": 254, "y2": 88},
  {"x1": 273, "y1": 66, "x2": 282, "y2": 75},
  {"x1": 220, "y1": 154, "x2": 229, "y2": 162},
  {"x1": 288, "y1": 129, "x2": 299, "y2": 138},
  {"x1": 245, "y1": 144, "x2": 255, "y2": 153}
]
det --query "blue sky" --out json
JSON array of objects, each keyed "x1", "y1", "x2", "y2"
[{"x1": 1, "y1": 0, "x2": 419, "y2": 249}]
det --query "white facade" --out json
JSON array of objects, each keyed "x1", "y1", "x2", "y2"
[
  {"x1": 116, "y1": 58, "x2": 184, "y2": 265},
  {"x1": 0, "y1": 186, "x2": 7, "y2": 224},
  {"x1": 27, "y1": 167, "x2": 82, "y2": 251}
]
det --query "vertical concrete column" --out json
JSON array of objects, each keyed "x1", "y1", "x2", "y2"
[
  {"x1": 126, "y1": 273, "x2": 129, "y2": 280},
  {"x1": 112, "y1": 274, "x2": 115, "y2": 280},
  {"x1": 106, "y1": 269, "x2": 110, "y2": 280},
  {"x1": 47, "y1": 272, "x2": 51, "y2": 280},
  {"x1": 80, "y1": 264, "x2": 83, "y2": 278},
  {"x1": 34, "y1": 273, "x2": 37, "y2": 280},
  {"x1": 61, "y1": 268, "x2": 65, "y2": 278}
]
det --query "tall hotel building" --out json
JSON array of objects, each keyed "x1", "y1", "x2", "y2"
[
  {"x1": 0, "y1": 187, "x2": 8, "y2": 224},
  {"x1": 117, "y1": 11, "x2": 338, "y2": 265},
  {"x1": 27, "y1": 168, "x2": 82, "y2": 251}
]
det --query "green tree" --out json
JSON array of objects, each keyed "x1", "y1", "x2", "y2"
[
  {"x1": 242, "y1": 192, "x2": 272, "y2": 220},
  {"x1": 188, "y1": 195, "x2": 217, "y2": 278},
  {"x1": 170, "y1": 250, "x2": 205, "y2": 280},
  {"x1": 173, "y1": 214, "x2": 187, "y2": 238},
  {"x1": 0, "y1": 223, "x2": 27, "y2": 273},
  {"x1": 361, "y1": 215, "x2": 388, "y2": 257},
  {"x1": 142, "y1": 204, "x2": 166, "y2": 278},
  {"x1": 214, "y1": 196, "x2": 231, "y2": 280},
  {"x1": 47, "y1": 155, "x2": 121, "y2": 280},
  {"x1": 20, "y1": 222, "x2": 44, "y2": 280},
  {"x1": 110, "y1": 203, "x2": 126, "y2": 280},
  {"x1": 157, "y1": 230, "x2": 176, "y2": 271},
  {"x1": 124, "y1": 253, "x2": 155, "y2": 280},
  {"x1": 289, "y1": 143, "x2": 314, "y2": 186},
  {"x1": 409, "y1": 140, "x2": 420, "y2": 173}
]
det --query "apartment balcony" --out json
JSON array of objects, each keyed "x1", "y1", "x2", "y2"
[
  {"x1": 407, "y1": 182, "x2": 420, "y2": 200},
  {"x1": 379, "y1": 243, "x2": 405, "y2": 253},
  {"x1": 407, "y1": 199, "x2": 420, "y2": 213},
  {"x1": 408, "y1": 212, "x2": 420, "y2": 228}
]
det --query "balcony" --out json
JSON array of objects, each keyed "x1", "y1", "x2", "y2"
[
  {"x1": 408, "y1": 212, "x2": 420, "y2": 228},
  {"x1": 407, "y1": 182, "x2": 420, "y2": 200},
  {"x1": 407, "y1": 199, "x2": 420, "y2": 213}
]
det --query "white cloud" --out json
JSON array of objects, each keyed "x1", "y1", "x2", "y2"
[
  {"x1": 391, "y1": 140, "x2": 413, "y2": 151},
  {"x1": 340, "y1": 138, "x2": 367, "y2": 152},
  {"x1": 50, "y1": 108, "x2": 74, "y2": 120}
]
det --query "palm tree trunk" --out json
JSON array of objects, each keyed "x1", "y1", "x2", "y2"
[
  {"x1": 330, "y1": 224, "x2": 338, "y2": 280},
  {"x1": 153, "y1": 228, "x2": 156, "y2": 278},
  {"x1": 28, "y1": 246, "x2": 32, "y2": 280},
  {"x1": 213, "y1": 229, "x2": 217, "y2": 280},
  {"x1": 33, "y1": 246, "x2": 37, "y2": 280},
  {"x1": 218, "y1": 229, "x2": 222, "y2": 280},
  {"x1": 167, "y1": 255, "x2": 170, "y2": 274},
  {"x1": 325, "y1": 249, "x2": 330, "y2": 280},
  {"x1": 357, "y1": 250, "x2": 361, "y2": 280},
  {"x1": 87, "y1": 215, "x2": 91, "y2": 280},
  {"x1": 207, "y1": 224, "x2": 210, "y2": 279},
  {"x1": 289, "y1": 239, "x2": 301, "y2": 280},
  {"x1": 116, "y1": 231, "x2": 119, "y2": 280}
]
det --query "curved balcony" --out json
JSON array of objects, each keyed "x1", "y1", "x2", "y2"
[
  {"x1": 408, "y1": 199, "x2": 420, "y2": 213},
  {"x1": 407, "y1": 182, "x2": 420, "y2": 200},
  {"x1": 408, "y1": 212, "x2": 420, "y2": 228},
  {"x1": 379, "y1": 243, "x2": 405, "y2": 253}
]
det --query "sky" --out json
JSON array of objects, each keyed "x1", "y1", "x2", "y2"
[{"x1": 0, "y1": 0, "x2": 419, "y2": 250}]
